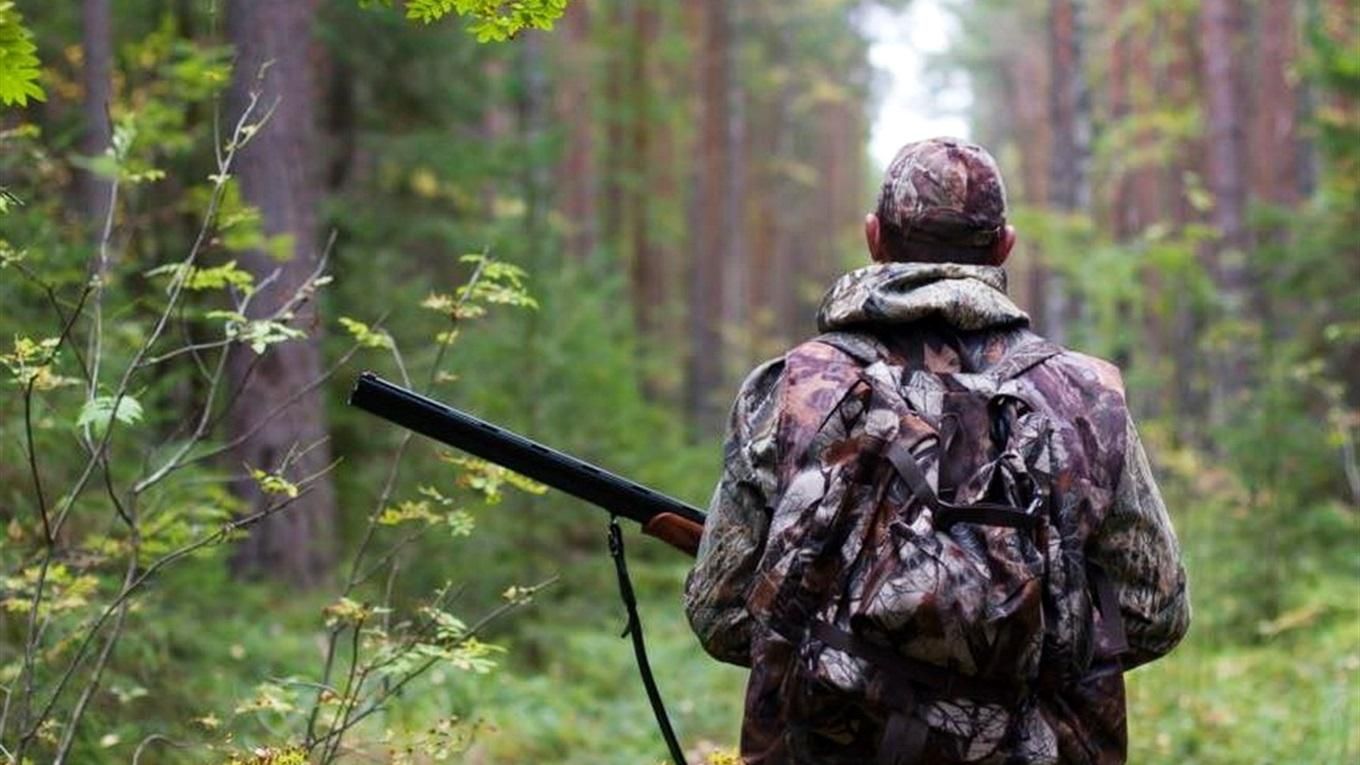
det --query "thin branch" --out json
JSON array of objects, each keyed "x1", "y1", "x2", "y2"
[
  {"x1": 306, "y1": 576, "x2": 557, "y2": 755},
  {"x1": 317, "y1": 620, "x2": 368, "y2": 764},
  {"x1": 53, "y1": 547, "x2": 138, "y2": 763},
  {"x1": 85, "y1": 173, "x2": 124, "y2": 415},
  {"x1": 341, "y1": 254, "x2": 489, "y2": 588},
  {"x1": 130, "y1": 734, "x2": 188, "y2": 765},
  {"x1": 48, "y1": 88, "x2": 272, "y2": 539},
  {"x1": 130, "y1": 258, "x2": 326, "y2": 496},
  {"x1": 20, "y1": 480, "x2": 325, "y2": 746}
]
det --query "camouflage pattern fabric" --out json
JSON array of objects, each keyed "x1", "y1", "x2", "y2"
[
  {"x1": 684, "y1": 262, "x2": 1190, "y2": 764},
  {"x1": 876, "y1": 138, "x2": 1008, "y2": 248}
]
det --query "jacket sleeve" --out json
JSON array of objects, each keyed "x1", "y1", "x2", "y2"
[
  {"x1": 683, "y1": 359, "x2": 784, "y2": 667},
  {"x1": 1090, "y1": 414, "x2": 1191, "y2": 669}
]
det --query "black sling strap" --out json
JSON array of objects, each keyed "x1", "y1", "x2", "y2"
[
  {"x1": 608, "y1": 517, "x2": 688, "y2": 765},
  {"x1": 884, "y1": 440, "x2": 1042, "y2": 532}
]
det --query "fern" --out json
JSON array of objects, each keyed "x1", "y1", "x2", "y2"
[{"x1": 0, "y1": 1, "x2": 43, "y2": 106}]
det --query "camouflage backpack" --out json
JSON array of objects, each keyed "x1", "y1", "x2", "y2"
[{"x1": 743, "y1": 330, "x2": 1126, "y2": 764}]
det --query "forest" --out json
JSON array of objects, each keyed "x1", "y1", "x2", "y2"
[{"x1": 0, "y1": 0, "x2": 1355, "y2": 762}]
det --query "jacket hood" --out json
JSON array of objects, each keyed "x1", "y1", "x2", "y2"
[{"x1": 816, "y1": 262, "x2": 1029, "y2": 333}]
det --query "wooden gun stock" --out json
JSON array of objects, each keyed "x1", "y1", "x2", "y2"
[{"x1": 642, "y1": 512, "x2": 703, "y2": 557}]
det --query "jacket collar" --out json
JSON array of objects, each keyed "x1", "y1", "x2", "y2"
[{"x1": 816, "y1": 262, "x2": 1029, "y2": 333}]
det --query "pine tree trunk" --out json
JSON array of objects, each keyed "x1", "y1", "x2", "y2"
[
  {"x1": 554, "y1": 1, "x2": 597, "y2": 260},
  {"x1": 79, "y1": 0, "x2": 113, "y2": 230},
  {"x1": 629, "y1": 0, "x2": 661, "y2": 339},
  {"x1": 685, "y1": 0, "x2": 731, "y2": 430},
  {"x1": 1199, "y1": 0, "x2": 1254, "y2": 411},
  {"x1": 224, "y1": 0, "x2": 336, "y2": 588},
  {"x1": 720, "y1": 4, "x2": 748, "y2": 374},
  {"x1": 1044, "y1": 0, "x2": 1091, "y2": 345},
  {"x1": 1251, "y1": 0, "x2": 1304, "y2": 207}
]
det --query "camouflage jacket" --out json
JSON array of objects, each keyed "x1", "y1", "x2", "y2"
[{"x1": 684, "y1": 262, "x2": 1190, "y2": 764}]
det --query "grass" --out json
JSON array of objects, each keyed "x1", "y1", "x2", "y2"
[
  {"x1": 63, "y1": 474, "x2": 1359, "y2": 764},
  {"x1": 451, "y1": 489, "x2": 1360, "y2": 764}
]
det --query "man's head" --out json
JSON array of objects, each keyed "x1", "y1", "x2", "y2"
[{"x1": 865, "y1": 137, "x2": 1015, "y2": 267}]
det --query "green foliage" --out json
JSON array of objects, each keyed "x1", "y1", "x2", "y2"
[
  {"x1": 361, "y1": 0, "x2": 568, "y2": 42},
  {"x1": 147, "y1": 259, "x2": 256, "y2": 292},
  {"x1": 338, "y1": 316, "x2": 395, "y2": 350},
  {"x1": 1, "y1": 0, "x2": 1353, "y2": 762},
  {"x1": 0, "y1": 1, "x2": 42, "y2": 106},
  {"x1": 2, "y1": 335, "x2": 79, "y2": 390},
  {"x1": 219, "y1": 745, "x2": 308, "y2": 765},
  {"x1": 76, "y1": 394, "x2": 144, "y2": 435}
]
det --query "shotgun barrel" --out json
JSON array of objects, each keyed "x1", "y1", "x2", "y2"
[{"x1": 347, "y1": 372, "x2": 706, "y2": 553}]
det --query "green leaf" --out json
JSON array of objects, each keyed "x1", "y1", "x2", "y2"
[
  {"x1": 232, "y1": 319, "x2": 305, "y2": 354},
  {"x1": 77, "y1": 395, "x2": 144, "y2": 435},
  {"x1": 0, "y1": 2, "x2": 44, "y2": 107},
  {"x1": 145, "y1": 260, "x2": 255, "y2": 293},
  {"x1": 249, "y1": 467, "x2": 299, "y2": 499},
  {"x1": 338, "y1": 316, "x2": 394, "y2": 350}
]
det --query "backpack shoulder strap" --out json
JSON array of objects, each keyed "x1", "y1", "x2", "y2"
[
  {"x1": 985, "y1": 336, "x2": 1065, "y2": 384},
  {"x1": 811, "y1": 330, "x2": 893, "y2": 367}
]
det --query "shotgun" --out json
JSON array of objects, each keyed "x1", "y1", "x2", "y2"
[{"x1": 347, "y1": 372, "x2": 706, "y2": 556}]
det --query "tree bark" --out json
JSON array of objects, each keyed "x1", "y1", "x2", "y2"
[
  {"x1": 79, "y1": 0, "x2": 113, "y2": 229},
  {"x1": 629, "y1": 0, "x2": 661, "y2": 339},
  {"x1": 1251, "y1": 0, "x2": 1305, "y2": 207},
  {"x1": 553, "y1": 1, "x2": 598, "y2": 260},
  {"x1": 720, "y1": 4, "x2": 748, "y2": 374},
  {"x1": 1199, "y1": 0, "x2": 1254, "y2": 409},
  {"x1": 1044, "y1": 0, "x2": 1091, "y2": 345},
  {"x1": 685, "y1": 0, "x2": 731, "y2": 430},
  {"x1": 224, "y1": 0, "x2": 336, "y2": 587},
  {"x1": 1104, "y1": 0, "x2": 1133, "y2": 240},
  {"x1": 601, "y1": 0, "x2": 627, "y2": 256}
]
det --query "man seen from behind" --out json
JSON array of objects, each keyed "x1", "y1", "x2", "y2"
[{"x1": 684, "y1": 137, "x2": 1190, "y2": 765}]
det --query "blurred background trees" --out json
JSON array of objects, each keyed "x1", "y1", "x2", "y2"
[{"x1": 0, "y1": 0, "x2": 1355, "y2": 762}]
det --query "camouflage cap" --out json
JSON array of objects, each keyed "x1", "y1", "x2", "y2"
[{"x1": 876, "y1": 137, "x2": 1008, "y2": 248}]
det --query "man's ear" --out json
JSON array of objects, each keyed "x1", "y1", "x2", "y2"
[
  {"x1": 865, "y1": 214, "x2": 887, "y2": 263},
  {"x1": 990, "y1": 224, "x2": 1017, "y2": 266}
]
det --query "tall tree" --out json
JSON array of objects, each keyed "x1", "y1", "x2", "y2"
[
  {"x1": 1251, "y1": 0, "x2": 1306, "y2": 207},
  {"x1": 552, "y1": 1, "x2": 597, "y2": 260},
  {"x1": 225, "y1": 0, "x2": 336, "y2": 587},
  {"x1": 685, "y1": 0, "x2": 732, "y2": 428},
  {"x1": 79, "y1": 0, "x2": 112, "y2": 228},
  {"x1": 1199, "y1": 0, "x2": 1253, "y2": 408},
  {"x1": 628, "y1": 0, "x2": 662, "y2": 338},
  {"x1": 1044, "y1": 0, "x2": 1090, "y2": 344}
]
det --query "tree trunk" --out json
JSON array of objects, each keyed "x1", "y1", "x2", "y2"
[
  {"x1": 1044, "y1": 0, "x2": 1091, "y2": 345},
  {"x1": 1199, "y1": 0, "x2": 1254, "y2": 410},
  {"x1": 1164, "y1": 4, "x2": 1208, "y2": 431},
  {"x1": 1104, "y1": 0, "x2": 1133, "y2": 240},
  {"x1": 629, "y1": 0, "x2": 661, "y2": 339},
  {"x1": 769, "y1": 25, "x2": 798, "y2": 348},
  {"x1": 79, "y1": 0, "x2": 113, "y2": 229},
  {"x1": 554, "y1": 1, "x2": 597, "y2": 260},
  {"x1": 685, "y1": 0, "x2": 731, "y2": 430},
  {"x1": 224, "y1": 0, "x2": 335, "y2": 588},
  {"x1": 601, "y1": 0, "x2": 627, "y2": 256},
  {"x1": 720, "y1": 4, "x2": 748, "y2": 376},
  {"x1": 1251, "y1": 0, "x2": 1305, "y2": 207},
  {"x1": 1004, "y1": 23, "x2": 1050, "y2": 325}
]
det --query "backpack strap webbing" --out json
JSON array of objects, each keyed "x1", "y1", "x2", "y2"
[
  {"x1": 812, "y1": 330, "x2": 1063, "y2": 383},
  {"x1": 1087, "y1": 561, "x2": 1131, "y2": 658},
  {"x1": 809, "y1": 620, "x2": 1026, "y2": 705},
  {"x1": 808, "y1": 619, "x2": 1027, "y2": 765},
  {"x1": 812, "y1": 330, "x2": 892, "y2": 366},
  {"x1": 985, "y1": 337, "x2": 1064, "y2": 383}
]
